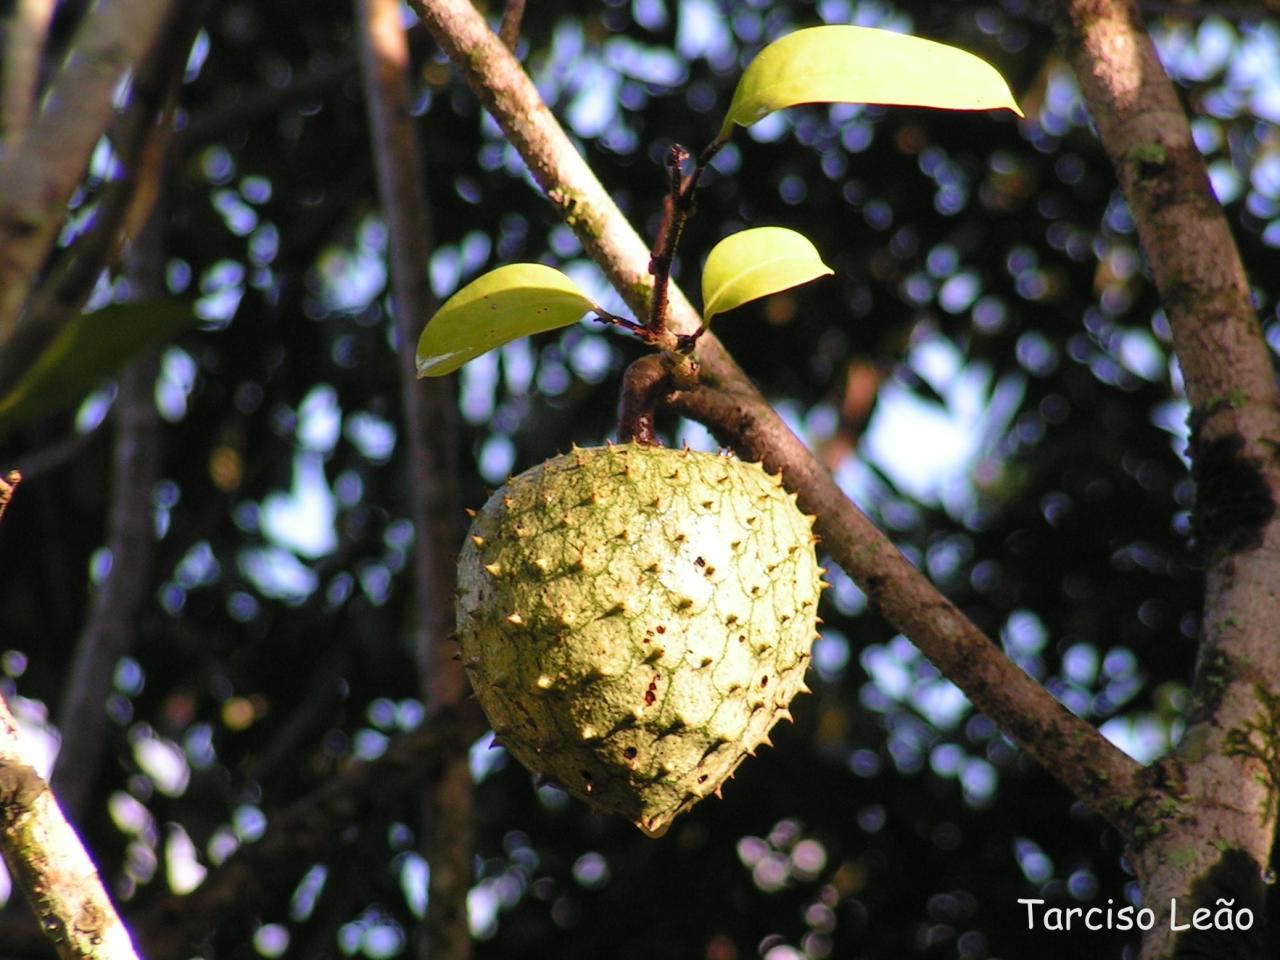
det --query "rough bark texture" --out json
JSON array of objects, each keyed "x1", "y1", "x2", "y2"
[
  {"x1": 1056, "y1": 2, "x2": 1280, "y2": 957},
  {"x1": 409, "y1": 0, "x2": 1146, "y2": 826},
  {"x1": 0, "y1": 0, "x2": 176, "y2": 343},
  {"x1": 0, "y1": 695, "x2": 139, "y2": 960},
  {"x1": 354, "y1": 3, "x2": 472, "y2": 958}
]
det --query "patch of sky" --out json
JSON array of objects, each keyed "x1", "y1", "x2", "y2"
[
  {"x1": 296, "y1": 384, "x2": 341, "y2": 452},
  {"x1": 960, "y1": 757, "x2": 997, "y2": 806},
  {"x1": 460, "y1": 351, "x2": 498, "y2": 425},
  {"x1": 569, "y1": 333, "x2": 613, "y2": 383},
  {"x1": 860, "y1": 334, "x2": 1023, "y2": 514},
  {"x1": 233, "y1": 804, "x2": 267, "y2": 843},
  {"x1": 1100, "y1": 713, "x2": 1171, "y2": 764},
  {"x1": 290, "y1": 864, "x2": 328, "y2": 922},
  {"x1": 238, "y1": 545, "x2": 317, "y2": 603},
  {"x1": 167, "y1": 257, "x2": 192, "y2": 294},
  {"x1": 75, "y1": 383, "x2": 116, "y2": 434},
  {"x1": 400, "y1": 853, "x2": 430, "y2": 919},
  {"x1": 207, "y1": 826, "x2": 239, "y2": 866},
  {"x1": 632, "y1": 0, "x2": 668, "y2": 31},
  {"x1": 249, "y1": 222, "x2": 279, "y2": 266},
  {"x1": 912, "y1": 678, "x2": 968, "y2": 730},
  {"x1": 315, "y1": 230, "x2": 385, "y2": 314},
  {"x1": 184, "y1": 723, "x2": 216, "y2": 769},
  {"x1": 353, "y1": 729, "x2": 389, "y2": 761},
  {"x1": 10, "y1": 699, "x2": 56, "y2": 780},
  {"x1": 1114, "y1": 327, "x2": 1164, "y2": 382},
  {"x1": 165, "y1": 823, "x2": 207, "y2": 894},
  {"x1": 339, "y1": 908, "x2": 405, "y2": 958},
  {"x1": 345, "y1": 410, "x2": 396, "y2": 463},
  {"x1": 130, "y1": 725, "x2": 190, "y2": 796},
  {"x1": 175, "y1": 540, "x2": 219, "y2": 590},
  {"x1": 201, "y1": 144, "x2": 235, "y2": 185},
  {"x1": 500, "y1": 338, "x2": 536, "y2": 395},
  {"x1": 885, "y1": 713, "x2": 930, "y2": 774},
  {"x1": 89, "y1": 136, "x2": 121, "y2": 182},
  {"x1": 548, "y1": 223, "x2": 581, "y2": 258},
  {"x1": 1207, "y1": 159, "x2": 1242, "y2": 204},
  {"x1": 115, "y1": 660, "x2": 144, "y2": 696},
  {"x1": 1251, "y1": 151, "x2": 1280, "y2": 199},
  {"x1": 213, "y1": 188, "x2": 258, "y2": 235},
  {"x1": 261, "y1": 451, "x2": 338, "y2": 558},
  {"x1": 109, "y1": 791, "x2": 155, "y2": 837},
  {"x1": 1015, "y1": 837, "x2": 1054, "y2": 884},
  {"x1": 823, "y1": 564, "x2": 866, "y2": 617},
  {"x1": 1039, "y1": 65, "x2": 1085, "y2": 137},
  {"x1": 1228, "y1": 24, "x2": 1280, "y2": 122},
  {"x1": 564, "y1": 258, "x2": 626, "y2": 317},
  {"x1": 605, "y1": 36, "x2": 686, "y2": 87},
  {"x1": 156, "y1": 346, "x2": 197, "y2": 422},
  {"x1": 746, "y1": 110, "x2": 789, "y2": 144},
  {"x1": 185, "y1": 30, "x2": 211, "y2": 81},
  {"x1": 479, "y1": 434, "x2": 516, "y2": 485},
  {"x1": 429, "y1": 245, "x2": 462, "y2": 300},
  {"x1": 860, "y1": 641, "x2": 913, "y2": 702},
  {"x1": 675, "y1": 417, "x2": 718, "y2": 452},
  {"x1": 254, "y1": 924, "x2": 289, "y2": 959},
  {"x1": 1002, "y1": 608, "x2": 1047, "y2": 664},
  {"x1": 196, "y1": 259, "x2": 245, "y2": 327},
  {"x1": 566, "y1": 60, "x2": 622, "y2": 139},
  {"x1": 676, "y1": 0, "x2": 736, "y2": 69},
  {"x1": 812, "y1": 629, "x2": 850, "y2": 683}
]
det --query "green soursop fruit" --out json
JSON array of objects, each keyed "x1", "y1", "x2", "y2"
[{"x1": 457, "y1": 443, "x2": 823, "y2": 837}]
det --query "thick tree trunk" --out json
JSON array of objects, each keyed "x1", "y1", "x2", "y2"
[{"x1": 1055, "y1": 2, "x2": 1280, "y2": 958}]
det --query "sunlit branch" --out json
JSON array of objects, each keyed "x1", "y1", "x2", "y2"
[
  {"x1": 0, "y1": 691, "x2": 140, "y2": 960},
  {"x1": 0, "y1": 0, "x2": 176, "y2": 341}
]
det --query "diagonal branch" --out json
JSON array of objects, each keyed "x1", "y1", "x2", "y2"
[
  {"x1": 407, "y1": 0, "x2": 1146, "y2": 829},
  {"x1": 0, "y1": 0, "x2": 176, "y2": 342},
  {"x1": 0, "y1": 690, "x2": 139, "y2": 960},
  {"x1": 355, "y1": 2, "x2": 472, "y2": 958}
]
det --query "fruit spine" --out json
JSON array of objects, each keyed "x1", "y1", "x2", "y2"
[{"x1": 457, "y1": 443, "x2": 822, "y2": 836}]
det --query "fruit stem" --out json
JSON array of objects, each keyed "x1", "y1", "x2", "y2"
[
  {"x1": 645, "y1": 139, "x2": 724, "y2": 340},
  {"x1": 618, "y1": 354, "x2": 670, "y2": 445}
]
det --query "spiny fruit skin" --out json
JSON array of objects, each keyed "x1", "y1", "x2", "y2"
[{"x1": 457, "y1": 443, "x2": 822, "y2": 837}]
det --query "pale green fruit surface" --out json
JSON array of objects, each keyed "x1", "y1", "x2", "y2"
[{"x1": 457, "y1": 443, "x2": 822, "y2": 837}]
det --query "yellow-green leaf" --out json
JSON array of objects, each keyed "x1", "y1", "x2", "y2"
[
  {"x1": 417, "y1": 264, "x2": 598, "y2": 377},
  {"x1": 718, "y1": 25, "x2": 1023, "y2": 143},
  {"x1": 0, "y1": 300, "x2": 196, "y2": 441},
  {"x1": 701, "y1": 227, "x2": 833, "y2": 323}
]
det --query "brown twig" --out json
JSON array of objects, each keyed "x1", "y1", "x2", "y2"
[
  {"x1": 498, "y1": 0, "x2": 525, "y2": 52},
  {"x1": 617, "y1": 354, "x2": 671, "y2": 445},
  {"x1": 644, "y1": 141, "x2": 724, "y2": 340}
]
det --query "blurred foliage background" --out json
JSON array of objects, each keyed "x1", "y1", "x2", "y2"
[{"x1": 3, "y1": 0, "x2": 1280, "y2": 957}]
